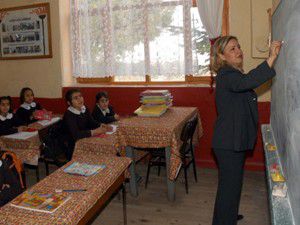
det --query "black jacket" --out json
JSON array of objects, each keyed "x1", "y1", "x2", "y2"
[
  {"x1": 212, "y1": 61, "x2": 276, "y2": 151},
  {"x1": 63, "y1": 108, "x2": 100, "y2": 145},
  {"x1": 16, "y1": 103, "x2": 42, "y2": 125},
  {"x1": 92, "y1": 105, "x2": 116, "y2": 124},
  {"x1": 0, "y1": 114, "x2": 25, "y2": 136}
]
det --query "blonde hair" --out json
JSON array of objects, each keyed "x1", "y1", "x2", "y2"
[{"x1": 210, "y1": 35, "x2": 239, "y2": 74}]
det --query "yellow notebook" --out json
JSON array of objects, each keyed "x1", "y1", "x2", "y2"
[
  {"x1": 134, "y1": 105, "x2": 167, "y2": 117},
  {"x1": 141, "y1": 99, "x2": 167, "y2": 104}
]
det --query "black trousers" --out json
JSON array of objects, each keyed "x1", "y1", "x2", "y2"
[{"x1": 212, "y1": 149, "x2": 247, "y2": 225}]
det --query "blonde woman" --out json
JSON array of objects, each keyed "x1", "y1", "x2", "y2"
[{"x1": 211, "y1": 36, "x2": 281, "y2": 225}]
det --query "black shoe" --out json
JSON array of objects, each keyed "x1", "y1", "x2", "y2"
[{"x1": 237, "y1": 214, "x2": 244, "y2": 221}]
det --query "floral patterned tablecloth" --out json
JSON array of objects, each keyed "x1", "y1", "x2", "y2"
[
  {"x1": 0, "y1": 156, "x2": 131, "y2": 225},
  {"x1": 9, "y1": 148, "x2": 40, "y2": 166},
  {"x1": 0, "y1": 134, "x2": 41, "y2": 150},
  {"x1": 116, "y1": 107, "x2": 203, "y2": 180},
  {"x1": 0, "y1": 118, "x2": 62, "y2": 165},
  {"x1": 73, "y1": 133, "x2": 149, "y2": 163},
  {"x1": 73, "y1": 134, "x2": 119, "y2": 159}
]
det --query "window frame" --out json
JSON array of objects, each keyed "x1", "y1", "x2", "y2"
[{"x1": 74, "y1": 0, "x2": 229, "y2": 85}]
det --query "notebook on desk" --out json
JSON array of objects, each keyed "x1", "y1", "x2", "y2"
[
  {"x1": 63, "y1": 162, "x2": 106, "y2": 177},
  {"x1": 37, "y1": 117, "x2": 61, "y2": 127},
  {"x1": 3, "y1": 131, "x2": 38, "y2": 140},
  {"x1": 10, "y1": 190, "x2": 70, "y2": 214}
]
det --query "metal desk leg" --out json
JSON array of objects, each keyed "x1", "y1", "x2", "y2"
[
  {"x1": 165, "y1": 146, "x2": 175, "y2": 201},
  {"x1": 125, "y1": 146, "x2": 138, "y2": 197}
]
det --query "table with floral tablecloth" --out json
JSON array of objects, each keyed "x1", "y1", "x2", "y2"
[
  {"x1": 0, "y1": 156, "x2": 131, "y2": 225},
  {"x1": 0, "y1": 117, "x2": 61, "y2": 165},
  {"x1": 116, "y1": 106, "x2": 203, "y2": 201},
  {"x1": 73, "y1": 132, "x2": 148, "y2": 162}
]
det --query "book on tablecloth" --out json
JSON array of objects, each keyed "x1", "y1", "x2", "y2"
[
  {"x1": 3, "y1": 131, "x2": 38, "y2": 140},
  {"x1": 10, "y1": 190, "x2": 70, "y2": 214},
  {"x1": 63, "y1": 162, "x2": 106, "y2": 176},
  {"x1": 37, "y1": 117, "x2": 61, "y2": 126},
  {"x1": 134, "y1": 105, "x2": 167, "y2": 117},
  {"x1": 140, "y1": 89, "x2": 170, "y2": 96}
]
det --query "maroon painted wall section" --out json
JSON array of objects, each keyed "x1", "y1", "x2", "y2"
[{"x1": 11, "y1": 86, "x2": 270, "y2": 171}]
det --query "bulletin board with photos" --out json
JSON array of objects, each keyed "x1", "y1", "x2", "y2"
[{"x1": 0, "y1": 3, "x2": 52, "y2": 60}]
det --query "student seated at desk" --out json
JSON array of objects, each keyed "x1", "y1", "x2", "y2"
[
  {"x1": 63, "y1": 89, "x2": 111, "y2": 159},
  {"x1": 0, "y1": 96, "x2": 27, "y2": 136},
  {"x1": 92, "y1": 91, "x2": 120, "y2": 124},
  {"x1": 16, "y1": 87, "x2": 42, "y2": 125}
]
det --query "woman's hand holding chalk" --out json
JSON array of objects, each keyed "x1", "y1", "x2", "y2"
[{"x1": 267, "y1": 41, "x2": 282, "y2": 67}]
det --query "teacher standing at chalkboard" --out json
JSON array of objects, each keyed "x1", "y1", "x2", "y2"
[{"x1": 211, "y1": 36, "x2": 281, "y2": 225}]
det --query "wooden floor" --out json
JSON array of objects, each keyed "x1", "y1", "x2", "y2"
[{"x1": 25, "y1": 164, "x2": 270, "y2": 225}]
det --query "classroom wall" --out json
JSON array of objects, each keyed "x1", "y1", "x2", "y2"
[
  {"x1": 1, "y1": 0, "x2": 273, "y2": 170},
  {"x1": 0, "y1": 0, "x2": 62, "y2": 98},
  {"x1": 0, "y1": 0, "x2": 273, "y2": 100},
  {"x1": 230, "y1": 0, "x2": 272, "y2": 102}
]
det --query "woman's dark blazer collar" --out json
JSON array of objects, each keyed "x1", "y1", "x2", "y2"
[{"x1": 218, "y1": 64, "x2": 241, "y2": 75}]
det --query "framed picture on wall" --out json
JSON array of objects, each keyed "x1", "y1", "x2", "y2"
[{"x1": 0, "y1": 3, "x2": 52, "y2": 60}]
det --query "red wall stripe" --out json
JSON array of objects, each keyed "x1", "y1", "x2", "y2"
[{"x1": 11, "y1": 86, "x2": 269, "y2": 171}]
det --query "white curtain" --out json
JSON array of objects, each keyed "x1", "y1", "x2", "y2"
[
  {"x1": 71, "y1": 0, "x2": 209, "y2": 79},
  {"x1": 196, "y1": 0, "x2": 224, "y2": 39}
]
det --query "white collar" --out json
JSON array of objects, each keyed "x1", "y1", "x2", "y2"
[
  {"x1": 68, "y1": 105, "x2": 86, "y2": 115},
  {"x1": 20, "y1": 102, "x2": 36, "y2": 110},
  {"x1": 97, "y1": 104, "x2": 110, "y2": 115},
  {"x1": 0, "y1": 113, "x2": 13, "y2": 121}
]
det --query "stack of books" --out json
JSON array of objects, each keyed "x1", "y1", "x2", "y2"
[{"x1": 134, "y1": 90, "x2": 173, "y2": 117}]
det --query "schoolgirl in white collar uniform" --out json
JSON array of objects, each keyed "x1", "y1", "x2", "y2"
[
  {"x1": 0, "y1": 96, "x2": 27, "y2": 136},
  {"x1": 92, "y1": 91, "x2": 120, "y2": 124},
  {"x1": 63, "y1": 89, "x2": 112, "y2": 160},
  {"x1": 16, "y1": 87, "x2": 42, "y2": 125}
]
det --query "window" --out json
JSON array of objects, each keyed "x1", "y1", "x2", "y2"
[{"x1": 71, "y1": 0, "x2": 210, "y2": 82}]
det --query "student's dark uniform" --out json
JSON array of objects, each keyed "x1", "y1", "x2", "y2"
[
  {"x1": 16, "y1": 102, "x2": 42, "y2": 125},
  {"x1": 0, "y1": 159, "x2": 22, "y2": 206},
  {"x1": 212, "y1": 61, "x2": 276, "y2": 225},
  {"x1": 63, "y1": 107, "x2": 100, "y2": 159},
  {"x1": 92, "y1": 105, "x2": 116, "y2": 124},
  {"x1": 0, "y1": 114, "x2": 25, "y2": 136}
]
